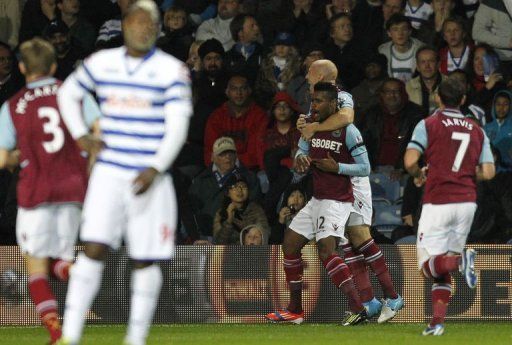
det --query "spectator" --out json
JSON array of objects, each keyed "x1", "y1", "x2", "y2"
[
  {"x1": 0, "y1": 42, "x2": 23, "y2": 105},
  {"x1": 196, "y1": 0, "x2": 241, "y2": 51},
  {"x1": 484, "y1": 90, "x2": 512, "y2": 173},
  {"x1": 255, "y1": 32, "x2": 301, "y2": 108},
  {"x1": 178, "y1": 39, "x2": 228, "y2": 168},
  {"x1": 213, "y1": 174, "x2": 269, "y2": 244},
  {"x1": 415, "y1": 0, "x2": 457, "y2": 48},
  {"x1": 157, "y1": 5, "x2": 194, "y2": 62},
  {"x1": 406, "y1": 46, "x2": 445, "y2": 114},
  {"x1": 43, "y1": 19, "x2": 85, "y2": 80},
  {"x1": 95, "y1": 0, "x2": 135, "y2": 50},
  {"x1": 286, "y1": 41, "x2": 325, "y2": 113},
  {"x1": 240, "y1": 224, "x2": 268, "y2": 245},
  {"x1": 186, "y1": 40, "x2": 203, "y2": 77},
  {"x1": 378, "y1": 14, "x2": 424, "y2": 83},
  {"x1": 188, "y1": 137, "x2": 261, "y2": 240},
  {"x1": 352, "y1": 53, "x2": 388, "y2": 116},
  {"x1": 0, "y1": 0, "x2": 22, "y2": 48},
  {"x1": 324, "y1": 13, "x2": 365, "y2": 90},
  {"x1": 359, "y1": 78, "x2": 425, "y2": 177},
  {"x1": 224, "y1": 14, "x2": 264, "y2": 84},
  {"x1": 404, "y1": 0, "x2": 432, "y2": 30},
  {"x1": 19, "y1": 0, "x2": 57, "y2": 44},
  {"x1": 204, "y1": 73, "x2": 268, "y2": 169},
  {"x1": 270, "y1": 183, "x2": 309, "y2": 244},
  {"x1": 438, "y1": 16, "x2": 472, "y2": 75},
  {"x1": 57, "y1": 0, "x2": 96, "y2": 55},
  {"x1": 277, "y1": 0, "x2": 327, "y2": 54},
  {"x1": 472, "y1": 0, "x2": 512, "y2": 78}
]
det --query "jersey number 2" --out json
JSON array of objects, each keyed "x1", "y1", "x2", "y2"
[
  {"x1": 451, "y1": 132, "x2": 470, "y2": 172},
  {"x1": 39, "y1": 107, "x2": 64, "y2": 153}
]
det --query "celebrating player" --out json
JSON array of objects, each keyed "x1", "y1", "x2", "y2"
[
  {"x1": 266, "y1": 82, "x2": 370, "y2": 326},
  {"x1": 56, "y1": 1, "x2": 192, "y2": 345},
  {"x1": 404, "y1": 77, "x2": 495, "y2": 336},
  {"x1": 0, "y1": 38, "x2": 100, "y2": 345},
  {"x1": 298, "y1": 59, "x2": 404, "y2": 322}
]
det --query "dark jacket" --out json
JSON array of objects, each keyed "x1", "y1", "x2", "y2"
[
  {"x1": 224, "y1": 42, "x2": 265, "y2": 84},
  {"x1": 213, "y1": 201, "x2": 269, "y2": 244},
  {"x1": 360, "y1": 101, "x2": 425, "y2": 169}
]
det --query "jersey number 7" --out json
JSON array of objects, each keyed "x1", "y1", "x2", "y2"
[{"x1": 451, "y1": 131, "x2": 470, "y2": 172}]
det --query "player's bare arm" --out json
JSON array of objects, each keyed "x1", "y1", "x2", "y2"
[
  {"x1": 404, "y1": 149, "x2": 427, "y2": 186},
  {"x1": 298, "y1": 107, "x2": 354, "y2": 140},
  {"x1": 132, "y1": 167, "x2": 159, "y2": 195},
  {"x1": 76, "y1": 134, "x2": 105, "y2": 156},
  {"x1": 476, "y1": 163, "x2": 495, "y2": 181},
  {"x1": 0, "y1": 149, "x2": 19, "y2": 171}
]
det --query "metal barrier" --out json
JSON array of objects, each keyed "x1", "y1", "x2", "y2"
[{"x1": 1, "y1": 245, "x2": 511, "y2": 325}]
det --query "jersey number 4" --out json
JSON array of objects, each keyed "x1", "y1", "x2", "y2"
[
  {"x1": 39, "y1": 107, "x2": 65, "y2": 153},
  {"x1": 451, "y1": 132, "x2": 470, "y2": 172}
]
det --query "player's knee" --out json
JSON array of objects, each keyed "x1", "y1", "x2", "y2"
[
  {"x1": 83, "y1": 242, "x2": 109, "y2": 261},
  {"x1": 346, "y1": 225, "x2": 371, "y2": 248},
  {"x1": 316, "y1": 241, "x2": 335, "y2": 262}
]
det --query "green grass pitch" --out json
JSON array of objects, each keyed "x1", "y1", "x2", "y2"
[{"x1": 1, "y1": 323, "x2": 511, "y2": 345}]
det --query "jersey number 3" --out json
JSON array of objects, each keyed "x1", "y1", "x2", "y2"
[
  {"x1": 451, "y1": 132, "x2": 470, "y2": 172},
  {"x1": 39, "y1": 107, "x2": 64, "y2": 153}
]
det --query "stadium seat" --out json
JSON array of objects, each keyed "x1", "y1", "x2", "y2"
[{"x1": 370, "y1": 173, "x2": 401, "y2": 202}]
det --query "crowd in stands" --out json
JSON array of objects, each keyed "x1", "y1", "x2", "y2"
[{"x1": 0, "y1": 0, "x2": 511, "y2": 246}]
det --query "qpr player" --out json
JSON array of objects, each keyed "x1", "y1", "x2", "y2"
[
  {"x1": 266, "y1": 82, "x2": 370, "y2": 326},
  {"x1": 56, "y1": 1, "x2": 192, "y2": 345},
  {"x1": 404, "y1": 77, "x2": 495, "y2": 336}
]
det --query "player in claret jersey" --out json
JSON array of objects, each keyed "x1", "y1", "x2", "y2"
[
  {"x1": 404, "y1": 77, "x2": 495, "y2": 336},
  {"x1": 0, "y1": 38, "x2": 100, "y2": 344},
  {"x1": 266, "y1": 82, "x2": 371, "y2": 326}
]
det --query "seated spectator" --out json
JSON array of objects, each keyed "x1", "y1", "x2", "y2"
[
  {"x1": 96, "y1": 0, "x2": 134, "y2": 50},
  {"x1": 195, "y1": 0, "x2": 240, "y2": 51},
  {"x1": 224, "y1": 14, "x2": 264, "y2": 84},
  {"x1": 378, "y1": 14, "x2": 424, "y2": 83},
  {"x1": 406, "y1": 46, "x2": 445, "y2": 115},
  {"x1": 286, "y1": 42, "x2": 325, "y2": 113},
  {"x1": 415, "y1": 0, "x2": 457, "y2": 48},
  {"x1": 157, "y1": 5, "x2": 194, "y2": 62},
  {"x1": 260, "y1": 92, "x2": 302, "y2": 218},
  {"x1": 204, "y1": 73, "x2": 268, "y2": 169},
  {"x1": 213, "y1": 174, "x2": 268, "y2": 244},
  {"x1": 270, "y1": 183, "x2": 309, "y2": 244},
  {"x1": 57, "y1": 0, "x2": 96, "y2": 55},
  {"x1": 324, "y1": 13, "x2": 365, "y2": 90},
  {"x1": 404, "y1": 0, "x2": 432, "y2": 30},
  {"x1": 188, "y1": 137, "x2": 261, "y2": 241},
  {"x1": 186, "y1": 40, "x2": 203, "y2": 77},
  {"x1": 255, "y1": 32, "x2": 301, "y2": 108},
  {"x1": 19, "y1": 0, "x2": 57, "y2": 44},
  {"x1": 43, "y1": 19, "x2": 85, "y2": 80},
  {"x1": 438, "y1": 16, "x2": 473, "y2": 75},
  {"x1": 352, "y1": 53, "x2": 388, "y2": 116},
  {"x1": 0, "y1": 42, "x2": 23, "y2": 105},
  {"x1": 360, "y1": 78, "x2": 425, "y2": 179},
  {"x1": 484, "y1": 90, "x2": 512, "y2": 173},
  {"x1": 240, "y1": 224, "x2": 268, "y2": 245}
]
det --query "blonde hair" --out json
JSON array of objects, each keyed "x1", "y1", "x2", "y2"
[
  {"x1": 19, "y1": 37, "x2": 56, "y2": 76},
  {"x1": 126, "y1": 0, "x2": 160, "y2": 24}
]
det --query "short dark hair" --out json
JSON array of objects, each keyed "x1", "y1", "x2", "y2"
[
  {"x1": 386, "y1": 14, "x2": 411, "y2": 31},
  {"x1": 438, "y1": 77, "x2": 466, "y2": 107},
  {"x1": 313, "y1": 82, "x2": 338, "y2": 101},
  {"x1": 415, "y1": 45, "x2": 439, "y2": 63},
  {"x1": 329, "y1": 13, "x2": 351, "y2": 34},
  {"x1": 230, "y1": 14, "x2": 253, "y2": 41}
]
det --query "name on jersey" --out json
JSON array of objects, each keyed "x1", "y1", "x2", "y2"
[
  {"x1": 441, "y1": 117, "x2": 473, "y2": 130},
  {"x1": 311, "y1": 138, "x2": 342, "y2": 153},
  {"x1": 15, "y1": 84, "x2": 59, "y2": 114}
]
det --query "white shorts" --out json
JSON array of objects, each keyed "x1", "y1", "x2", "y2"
[
  {"x1": 417, "y1": 202, "x2": 477, "y2": 269},
  {"x1": 347, "y1": 176, "x2": 372, "y2": 226},
  {"x1": 80, "y1": 165, "x2": 176, "y2": 260},
  {"x1": 289, "y1": 197, "x2": 352, "y2": 242},
  {"x1": 16, "y1": 204, "x2": 81, "y2": 261}
]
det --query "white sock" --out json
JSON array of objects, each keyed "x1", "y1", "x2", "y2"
[
  {"x1": 62, "y1": 253, "x2": 104, "y2": 343},
  {"x1": 125, "y1": 265, "x2": 163, "y2": 345}
]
